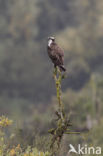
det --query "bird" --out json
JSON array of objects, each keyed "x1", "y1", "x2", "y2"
[{"x1": 47, "y1": 36, "x2": 66, "y2": 72}]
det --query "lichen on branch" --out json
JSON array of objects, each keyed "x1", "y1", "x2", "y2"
[{"x1": 48, "y1": 67, "x2": 79, "y2": 155}]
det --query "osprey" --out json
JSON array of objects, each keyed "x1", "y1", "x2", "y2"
[{"x1": 47, "y1": 37, "x2": 66, "y2": 72}]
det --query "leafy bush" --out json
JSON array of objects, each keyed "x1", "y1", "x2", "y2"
[{"x1": 0, "y1": 116, "x2": 50, "y2": 156}]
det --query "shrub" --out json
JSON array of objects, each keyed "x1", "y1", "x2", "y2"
[{"x1": 0, "y1": 116, "x2": 50, "y2": 156}]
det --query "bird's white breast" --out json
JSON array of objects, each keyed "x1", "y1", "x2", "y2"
[{"x1": 48, "y1": 39, "x2": 52, "y2": 47}]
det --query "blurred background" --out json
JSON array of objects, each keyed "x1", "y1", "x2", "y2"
[{"x1": 0, "y1": 0, "x2": 103, "y2": 155}]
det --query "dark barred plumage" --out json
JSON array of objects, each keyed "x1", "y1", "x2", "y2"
[{"x1": 47, "y1": 37, "x2": 66, "y2": 72}]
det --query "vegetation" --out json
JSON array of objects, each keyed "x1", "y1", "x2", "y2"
[
  {"x1": 0, "y1": 116, "x2": 50, "y2": 156},
  {"x1": 49, "y1": 67, "x2": 81, "y2": 155}
]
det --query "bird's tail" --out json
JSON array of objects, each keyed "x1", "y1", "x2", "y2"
[{"x1": 59, "y1": 65, "x2": 66, "y2": 72}]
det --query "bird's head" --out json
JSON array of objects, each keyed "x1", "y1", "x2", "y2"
[
  {"x1": 48, "y1": 36, "x2": 55, "y2": 47},
  {"x1": 48, "y1": 36, "x2": 55, "y2": 42}
]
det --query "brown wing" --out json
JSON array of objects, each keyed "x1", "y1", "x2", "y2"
[
  {"x1": 54, "y1": 44, "x2": 64, "y2": 65},
  {"x1": 48, "y1": 43, "x2": 64, "y2": 66}
]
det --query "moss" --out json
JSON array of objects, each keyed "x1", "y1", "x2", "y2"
[{"x1": 49, "y1": 67, "x2": 79, "y2": 155}]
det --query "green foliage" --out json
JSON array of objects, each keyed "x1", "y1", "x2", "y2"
[{"x1": 0, "y1": 116, "x2": 50, "y2": 156}]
